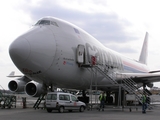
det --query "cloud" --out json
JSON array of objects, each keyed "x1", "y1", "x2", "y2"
[
  {"x1": 14, "y1": 0, "x2": 139, "y2": 46},
  {"x1": 9, "y1": 0, "x2": 141, "y2": 63}
]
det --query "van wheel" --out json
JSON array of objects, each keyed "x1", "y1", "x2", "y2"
[
  {"x1": 59, "y1": 106, "x2": 64, "y2": 113},
  {"x1": 47, "y1": 108, "x2": 52, "y2": 113},
  {"x1": 79, "y1": 106, "x2": 85, "y2": 112}
]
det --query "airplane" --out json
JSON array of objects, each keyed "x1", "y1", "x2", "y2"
[{"x1": 8, "y1": 16, "x2": 160, "y2": 103}]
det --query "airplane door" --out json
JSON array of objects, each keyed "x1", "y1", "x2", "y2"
[{"x1": 77, "y1": 44, "x2": 85, "y2": 64}]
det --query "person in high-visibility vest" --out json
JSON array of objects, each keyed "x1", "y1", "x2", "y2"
[
  {"x1": 142, "y1": 94, "x2": 147, "y2": 113},
  {"x1": 99, "y1": 92, "x2": 106, "y2": 111}
]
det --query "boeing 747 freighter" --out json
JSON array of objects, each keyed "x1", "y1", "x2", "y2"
[{"x1": 8, "y1": 17, "x2": 160, "y2": 104}]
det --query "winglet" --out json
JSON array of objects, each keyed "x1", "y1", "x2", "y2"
[{"x1": 139, "y1": 32, "x2": 148, "y2": 65}]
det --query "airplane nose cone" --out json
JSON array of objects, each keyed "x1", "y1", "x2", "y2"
[
  {"x1": 9, "y1": 37, "x2": 30, "y2": 64},
  {"x1": 9, "y1": 27, "x2": 56, "y2": 75}
]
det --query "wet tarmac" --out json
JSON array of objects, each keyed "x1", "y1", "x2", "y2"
[{"x1": 0, "y1": 105, "x2": 160, "y2": 120}]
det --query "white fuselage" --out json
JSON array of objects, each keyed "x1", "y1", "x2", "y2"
[{"x1": 9, "y1": 17, "x2": 149, "y2": 90}]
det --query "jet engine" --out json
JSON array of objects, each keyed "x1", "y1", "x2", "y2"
[
  {"x1": 8, "y1": 76, "x2": 31, "y2": 92},
  {"x1": 25, "y1": 81, "x2": 47, "y2": 97},
  {"x1": 8, "y1": 80, "x2": 27, "y2": 92},
  {"x1": 147, "y1": 83, "x2": 153, "y2": 88}
]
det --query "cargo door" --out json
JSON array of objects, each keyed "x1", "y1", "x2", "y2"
[{"x1": 77, "y1": 44, "x2": 85, "y2": 64}]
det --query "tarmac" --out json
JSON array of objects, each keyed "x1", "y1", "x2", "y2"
[{"x1": 0, "y1": 105, "x2": 160, "y2": 120}]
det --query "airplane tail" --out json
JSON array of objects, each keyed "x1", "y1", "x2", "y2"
[{"x1": 139, "y1": 32, "x2": 148, "y2": 65}]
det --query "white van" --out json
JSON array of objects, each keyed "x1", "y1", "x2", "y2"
[{"x1": 45, "y1": 92, "x2": 86, "y2": 113}]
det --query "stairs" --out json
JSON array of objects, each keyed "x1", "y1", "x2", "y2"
[
  {"x1": 1, "y1": 95, "x2": 16, "y2": 108},
  {"x1": 93, "y1": 65, "x2": 152, "y2": 108},
  {"x1": 33, "y1": 94, "x2": 46, "y2": 109},
  {"x1": 94, "y1": 66, "x2": 119, "y2": 85},
  {"x1": 0, "y1": 87, "x2": 16, "y2": 109},
  {"x1": 80, "y1": 61, "x2": 152, "y2": 108}
]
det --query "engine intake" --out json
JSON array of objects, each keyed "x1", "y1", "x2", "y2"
[
  {"x1": 8, "y1": 80, "x2": 26, "y2": 92},
  {"x1": 147, "y1": 83, "x2": 153, "y2": 88},
  {"x1": 25, "y1": 81, "x2": 46, "y2": 97}
]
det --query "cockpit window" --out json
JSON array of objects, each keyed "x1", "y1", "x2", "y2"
[
  {"x1": 39, "y1": 20, "x2": 50, "y2": 25},
  {"x1": 51, "y1": 21, "x2": 59, "y2": 27},
  {"x1": 35, "y1": 20, "x2": 59, "y2": 27},
  {"x1": 35, "y1": 20, "x2": 50, "y2": 25}
]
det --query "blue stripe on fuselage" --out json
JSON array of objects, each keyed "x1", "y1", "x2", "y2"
[{"x1": 123, "y1": 65, "x2": 147, "y2": 73}]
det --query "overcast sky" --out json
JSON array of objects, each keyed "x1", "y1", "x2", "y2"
[{"x1": 1, "y1": 0, "x2": 160, "y2": 89}]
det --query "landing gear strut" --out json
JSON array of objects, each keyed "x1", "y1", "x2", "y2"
[
  {"x1": 106, "y1": 91, "x2": 113, "y2": 104},
  {"x1": 77, "y1": 90, "x2": 89, "y2": 104}
]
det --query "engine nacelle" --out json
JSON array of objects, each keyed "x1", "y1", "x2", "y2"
[
  {"x1": 8, "y1": 80, "x2": 26, "y2": 92},
  {"x1": 147, "y1": 83, "x2": 153, "y2": 88},
  {"x1": 25, "y1": 81, "x2": 46, "y2": 97}
]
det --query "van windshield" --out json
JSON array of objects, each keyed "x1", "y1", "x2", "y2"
[{"x1": 46, "y1": 94, "x2": 57, "y2": 100}]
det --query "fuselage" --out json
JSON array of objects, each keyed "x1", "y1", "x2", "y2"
[{"x1": 9, "y1": 16, "x2": 150, "y2": 90}]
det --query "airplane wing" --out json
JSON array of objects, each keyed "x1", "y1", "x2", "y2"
[
  {"x1": 7, "y1": 71, "x2": 23, "y2": 77},
  {"x1": 118, "y1": 72, "x2": 160, "y2": 84}
]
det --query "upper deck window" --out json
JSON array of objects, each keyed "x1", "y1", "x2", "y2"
[{"x1": 74, "y1": 28, "x2": 80, "y2": 34}]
